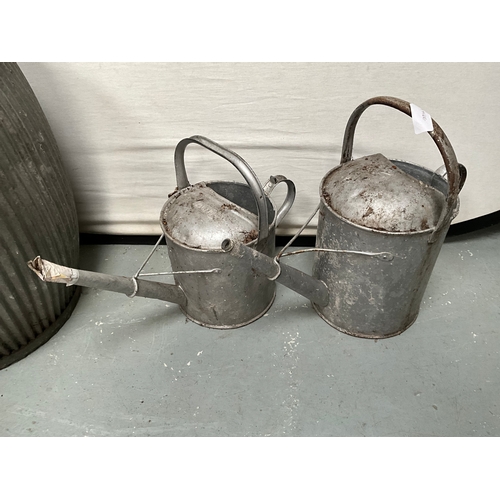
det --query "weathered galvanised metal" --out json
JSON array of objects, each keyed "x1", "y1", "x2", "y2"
[
  {"x1": 28, "y1": 96, "x2": 467, "y2": 340},
  {"x1": 159, "y1": 135, "x2": 295, "y2": 328},
  {"x1": 28, "y1": 135, "x2": 296, "y2": 329},
  {"x1": 221, "y1": 96, "x2": 467, "y2": 339},
  {"x1": 311, "y1": 96, "x2": 467, "y2": 338}
]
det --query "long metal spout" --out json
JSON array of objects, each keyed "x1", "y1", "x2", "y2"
[
  {"x1": 27, "y1": 256, "x2": 188, "y2": 307},
  {"x1": 221, "y1": 240, "x2": 329, "y2": 308}
]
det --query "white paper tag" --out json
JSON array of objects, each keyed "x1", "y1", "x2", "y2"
[{"x1": 410, "y1": 103, "x2": 434, "y2": 134}]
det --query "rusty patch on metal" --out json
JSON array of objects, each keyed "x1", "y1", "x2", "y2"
[
  {"x1": 220, "y1": 202, "x2": 237, "y2": 211},
  {"x1": 362, "y1": 207, "x2": 374, "y2": 218},
  {"x1": 168, "y1": 187, "x2": 179, "y2": 198},
  {"x1": 241, "y1": 229, "x2": 258, "y2": 244},
  {"x1": 322, "y1": 187, "x2": 332, "y2": 208}
]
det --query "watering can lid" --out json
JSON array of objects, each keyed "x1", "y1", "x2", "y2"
[
  {"x1": 321, "y1": 153, "x2": 446, "y2": 232},
  {"x1": 161, "y1": 182, "x2": 259, "y2": 249}
]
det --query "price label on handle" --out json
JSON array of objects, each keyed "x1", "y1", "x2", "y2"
[{"x1": 410, "y1": 103, "x2": 434, "y2": 134}]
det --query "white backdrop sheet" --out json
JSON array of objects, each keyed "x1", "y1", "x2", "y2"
[{"x1": 19, "y1": 62, "x2": 500, "y2": 235}]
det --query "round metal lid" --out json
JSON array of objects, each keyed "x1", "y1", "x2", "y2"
[
  {"x1": 321, "y1": 153, "x2": 446, "y2": 232},
  {"x1": 161, "y1": 182, "x2": 259, "y2": 249}
]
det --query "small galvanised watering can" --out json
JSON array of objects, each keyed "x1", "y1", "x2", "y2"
[
  {"x1": 221, "y1": 96, "x2": 467, "y2": 338},
  {"x1": 28, "y1": 135, "x2": 296, "y2": 329}
]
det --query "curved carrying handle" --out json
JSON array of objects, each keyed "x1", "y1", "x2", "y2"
[
  {"x1": 263, "y1": 175, "x2": 296, "y2": 226},
  {"x1": 340, "y1": 96, "x2": 466, "y2": 242},
  {"x1": 174, "y1": 135, "x2": 270, "y2": 246}
]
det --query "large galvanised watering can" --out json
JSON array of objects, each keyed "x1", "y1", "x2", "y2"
[
  {"x1": 221, "y1": 96, "x2": 467, "y2": 338},
  {"x1": 28, "y1": 135, "x2": 296, "y2": 329}
]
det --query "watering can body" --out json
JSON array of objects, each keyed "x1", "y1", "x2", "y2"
[
  {"x1": 314, "y1": 159, "x2": 455, "y2": 338},
  {"x1": 312, "y1": 97, "x2": 466, "y2": 338},
  {"x1": 159, "y1": 136, "x2": 295, "y2": 329},
  {"x1": 162, "y1": 180, "x2": 285, "y2": 328}
]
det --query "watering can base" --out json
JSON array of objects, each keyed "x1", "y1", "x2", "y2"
[
  {"x1": 311, "y1": 302, "x2": 419, "y2": 339},
  {"x1": 179, "y1": 290, "x2": 276, "y2": 330}
]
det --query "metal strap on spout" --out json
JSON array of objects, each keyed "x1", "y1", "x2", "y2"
[
  {"x1": 280, "y1": 248, "x2": 394, "y2": 262},
  {"x1": 275, "y1": 203, "x2": 395, "y2": 263},
  {"x1": 138, "y1": 269, "x2": 221, "y2": 276},
  {"x1": 173, "y1": 135, "x2": 270, "y2": 249},
  {"x1": 128, "y1": 277, "x2": 139, "y2": 298},
  {"x1": 127, "y1": 233, "x2": 221, "y2": 298},
  {"x1": 339, "y1": 96, "x2": 465, "y2": 243},
  {"x1": 276, "y1": 204, "x2": 320, "y2": 260},
  {"x1": 133, "y1": 234, "x2": 165, "y2": 279}
]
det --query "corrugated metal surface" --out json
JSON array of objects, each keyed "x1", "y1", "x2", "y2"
[{"x1": 0, "y1": 62, "x2": 80, "y2": 370}]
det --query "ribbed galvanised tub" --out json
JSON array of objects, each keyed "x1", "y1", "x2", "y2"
[{"x1": 0, "y1": 62, "x2": 80, "y2": 370}]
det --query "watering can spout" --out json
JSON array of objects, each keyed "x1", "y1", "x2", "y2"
[
  {"x1": 220, "y1": 239, "x2": 330, "y2": 308},
  {"x1": 27, "y1": 257, "x2": 188, "y2": 307}
]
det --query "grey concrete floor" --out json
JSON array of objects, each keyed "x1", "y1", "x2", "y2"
[{"x1": 1, "y1": 224, "x2": 499, "y2": 436}]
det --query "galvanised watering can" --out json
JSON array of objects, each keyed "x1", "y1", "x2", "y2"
[
  {"x1": 28, "y1": 135, "x2": 296, "y2": 329},
  {"x1": 221, "y1": 96, "x2": 467, "y2": 338}
]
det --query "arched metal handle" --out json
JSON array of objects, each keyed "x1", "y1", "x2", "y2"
[
  {"x1": 263, "y1": 175, "x2": 296, "y2": 226},
  {"x1": 340, "y1": 96, "x2": 466, "y2": 242},
  {"x1": 174, "y1": 135, "x2": 270, "y2": 245}
]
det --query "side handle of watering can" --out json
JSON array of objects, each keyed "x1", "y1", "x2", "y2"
[
  {"x1": 339, "y1": 96, "x2": 467, "y2": 243},
  {"x1": 435, "y1": 163, "x2": 468, "y2": 192},
  {"x1": 174, "y1": 135, "x2": 270, "y2": 249},
  {"x1": 263, "y1": 175, "x2": 297, "y2": 226},
  {"x1": 435, "y1": 162, "x2": 467, "y2": 219}
]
